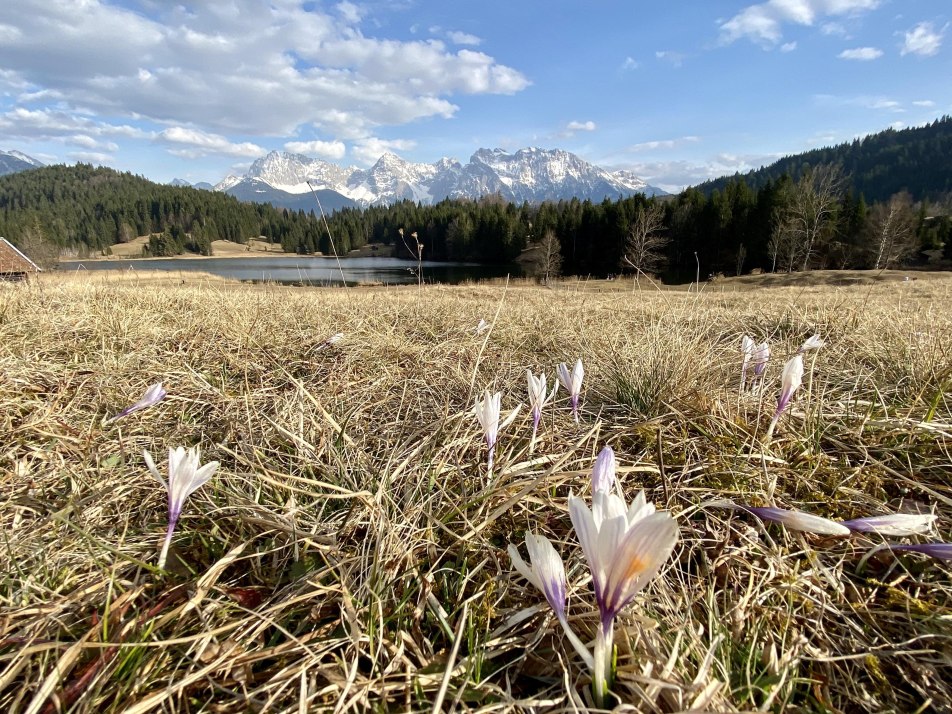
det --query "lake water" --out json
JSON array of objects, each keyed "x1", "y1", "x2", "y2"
[{"x1": 58, "y1": 256, "x2": 515, "y2": 286}]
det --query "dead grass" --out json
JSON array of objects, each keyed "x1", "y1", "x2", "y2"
[{"x1": 1, "y1": 276, "x2": 951, "y2": 712}]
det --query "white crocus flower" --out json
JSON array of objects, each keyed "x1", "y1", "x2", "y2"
[
  {"x1": 740, "y1": 335, "x2": 755, "y2": 390},
  {"x1": 144, "y1": 446, "x2": 220, "y2": 569},
  {"x1": 590, "y1": 445, "x2": 616, "y2": 494},
  {"x1": 526, "y1": 370, "x2": 556, "y2": 451},
  {"x1": 569, "y1": 489, "x2": 678, "y2": 706},
  {"x1": 557, "y1": 359, "x2": 585, "y2": 424},
  {"x1": 508, "y1": 534, "x2": 595, "y2": 669},
  {"x1": 765, "y1": 354, "x2": 804, "y2": 441},
  {"x1": 107, "y1": 381, "x2": 167, "y2": 422},
  {"x1": 799, "y1": 334, "x2": 825, "y2": 353},
  {"x1": 473, "y1": 390, "x2": 502, "y2": 471}
]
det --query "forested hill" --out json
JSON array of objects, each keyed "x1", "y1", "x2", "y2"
[
  {"x1": 0, "y1": 164, "x2": 332, "y2": 257},
  {"x1": 696, "y1": 116, "x2": 952, "y2": 203}
]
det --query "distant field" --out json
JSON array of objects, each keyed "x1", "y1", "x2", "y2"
[{"x1": 1, "y1": 277, "x2": 950, "y2": 712}]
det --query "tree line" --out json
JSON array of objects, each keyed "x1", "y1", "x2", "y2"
[
  {"x1": 1, "y1": 160, "x2": 950, "y2": 280},
  {"x1": 318, "y1": 171, "x2": 951, "y2": 280}
]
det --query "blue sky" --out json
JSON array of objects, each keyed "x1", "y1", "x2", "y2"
[{"x1": 0, "y1": 0, "x2": 949, "y2": 192}]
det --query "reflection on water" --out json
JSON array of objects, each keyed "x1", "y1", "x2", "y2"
[{"x1": 59, "y1": 255, "x2": 516, "y2": 285}]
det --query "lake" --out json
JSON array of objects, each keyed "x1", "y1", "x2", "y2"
[{"x1": 58, "y1": 256, "x2": 516, "y2": 286}]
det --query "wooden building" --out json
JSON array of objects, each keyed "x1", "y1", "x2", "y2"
[{"x1": 0, "y1": 237, "x2": 42, "y2": 281}]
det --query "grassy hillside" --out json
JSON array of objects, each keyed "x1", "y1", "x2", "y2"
[{"x1": 1, "y1": 277, "x2": 950, "y2": 711}]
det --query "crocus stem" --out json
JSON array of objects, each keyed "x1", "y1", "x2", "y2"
[
  {"x1": 558, "y1": 617, "x2": 595, "y2": 671},
  {"x1": 158, "y1": 517, "x2": 178, "y2": 570},
  {"x1": 593, "y1": 618, "x2": 614, "y2": 708},
  {"x1": 530, "y1": 411, "x2": 540, "y2": 453},
  {"x1": 764, "y1": 415, "x2": 778, "y2": 444},
  {"x1": 487, "y1": 443, "x2": 495, "y2": 473},
  {"x1": 572, "y1": 398, "x2": 579, "y2": 425}
]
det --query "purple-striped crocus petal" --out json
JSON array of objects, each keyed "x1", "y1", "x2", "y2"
[
  {"x1": 774, "y1": 354, "x2": 804, "y2": 417},
  {"x1": 841, "y1": 513, "x2": 937, "y2": 537},
  {"x1": 887, "y1": 543, "x2": 952, "y2": 561},
  {"x1": 741, "y1": 505, "x2": 851, "y2": 536},
  {"x1": 508, "y1": 534, "x2": 568, "y2": 621},
  {"x1": 109, "y1": 381, "x2": 166, "y2": 422},
  {"x1": 752, "y1": 342, "x2": 770, "y2": 377},
  {"x1": 591, "y1": 446, "x2": 616, "y2": 494},
  {"x1": 557, "y1": 359, "x2": 584, "y2": 423},
  {"x1": 599, "y1": 512, "x2": 678, "y2": 624}
]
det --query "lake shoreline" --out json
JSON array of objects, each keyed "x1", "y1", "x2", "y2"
[{"x1": 58, "y1": 238, "x2": 396, "y2": 263}]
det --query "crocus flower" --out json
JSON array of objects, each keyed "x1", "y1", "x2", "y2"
[
  {"x1": 590, "y1": 445, "x2": 616, "y2": 494},
  {"x1": 475, "y1": 319, "x2": 490, "y2": 335},
  {"x1": 738, "y1": 504, "x2": 850, "y2": 536},
  {"x1": 144, "y1": 446, "x2": 220, "y2": 569},
  {"x1": 526, "y1": 370, "x2": 556, "y2": 451},
  {"x1": 740, "y1": 335, "x2": 755, "y2": 390},
  {"x1": 508, "y1": 534, "x2": 594, "y2": 669},
  {"x1": 886, "y1": 543, "x2": 952, "y2": 560},
  {"x1": 840, "y1": 513, "x2": 937, "y2": 537},
  {"x1": 798, "y1": 334, "x2": 825, "y2": 353},
  {"x1": 473, "y1": 390, "x2": 502, "y2": 471},
  {"x1": 317, "y1": 333, "x2": 344, "y2": 350},
  {"x1": 557, "y1": 359, "x2": 585, "y2": 424},
  {"x1": 752, "y1": 341, "x2": 770, "y2": 378},
  {"x1": 765, "y1": 354, "x2": 804, "y2": 441},
  {"x1": 107, "y1": 381, "x2": 166, "y2": 422},
  {"x1": 569, "y1": 489, "x2": 678, "y2": 706}
]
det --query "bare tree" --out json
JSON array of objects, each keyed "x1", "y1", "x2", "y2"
[
  {"x1": 622, "y1": 203, "x2": 667, "y2": 280},
  {"x1": 774, "y1": 164, "x2": 846, "y2": 271},
  {"x1": 16, "y1": 221, "x2": 60, "y2": 270},
  {"x1": 517, "y1": 229, "x2": 562, "y2": 283},
  {"x1": 866, "y1": 191, "x2": 917, "y2": 269}
]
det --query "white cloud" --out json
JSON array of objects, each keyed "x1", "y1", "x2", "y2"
[
  {"x1": 820, "y1": 21, "x2": 847, "y2": 35},
  {"x1": 447, "y1": 31, "x2": 482, "y2": 46},
  {"x1": 0, "y1": 0, "x2": 529, "y2": 142},
  {"x1": 283, "y1": 140, "x2": 347, "y2": 159},
  {"x1": 0, "y1": 107, "x2": 150, "y2": 142},
  {"x1": 335, "y1": 2, "x2": 364, "y2": 24},
  {"x1": 566, "y1": 120, "x2": 596, "y2": 132},
  {"x1": 838, "y1": 46, "x2": 883, "y2": 60},
  {"x1": 156, "y1": 127, "x2": 265, "y2": 158},
  {"x1": 351, "y1": 137, "x2": 417, "y2": 165},
  {"x1": 655, "y1": 50, "x2": 685, "y2": 67},
  {"x1": 68, "y1": 151, "x2": 114, "y2": 165},
  {"x1": 720, "y1": 0, "x2": 880, "y2": 47},
  {"x1": 780, "y1": 41, "x2": 798, "y2": 51},
  {"x1": 621, "y1": 56, "x2": 640, "y2": 70},
  {"x1": 628, "y1": 136, "x2": 701, "y2": 152},
  {"x1": 913, "y1": 99, "x2": 936, "y2": 107},
  {"x1": 900, "y1": 21, "x2": 945, "y2": 57},
  {"x1": 813, "y1": 93, "x2": 904, "y2": 111},
  {"x1": 614, "y1": 151, "x2": 781, "y2": 192}
]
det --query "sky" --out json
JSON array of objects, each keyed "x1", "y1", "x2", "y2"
[{"x1": 0, "y1": 0, "x2": 949, "y2": 193}]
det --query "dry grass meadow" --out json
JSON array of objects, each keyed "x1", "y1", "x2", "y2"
[{"x1": 1, "y1": 272, "x2": 951, "y2": 713}]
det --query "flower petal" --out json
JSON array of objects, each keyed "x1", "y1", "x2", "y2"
[
  {"x1": 841, "y1": 513, "x2": 936, "y2": 537},
  {"x1": 601, "y1": 512, "x2": 679, "y2": 620},
  {"x1": 591, "y1": 446, "x2": 616, "y2": 494},
  {"x1": 142, "y1": 449, "x2": 167, "y2": 490},
  {"x1": 888, "y1": 543, "x2": 952, "y2": 560},
  {"x1": 743, "y1": 505, "x2": 850, "y2": 536}
]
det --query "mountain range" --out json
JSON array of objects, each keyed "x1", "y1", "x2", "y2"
[
  {"x1": 0, "y1": 150, "x2": 44, "y2": 176},
  {"x1": 203, "y1": 147, "x2": 666, "y2": 211}
]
